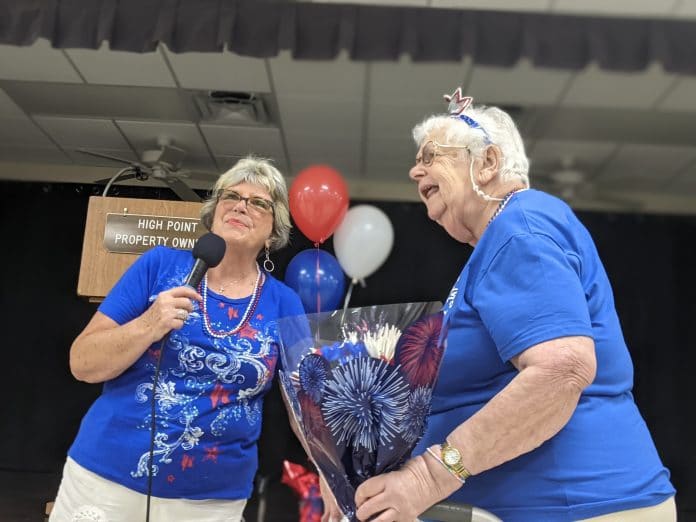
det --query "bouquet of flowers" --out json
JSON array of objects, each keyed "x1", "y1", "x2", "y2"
[{"x1": 276, "y1": 302, "x2": 445, "y2": 521}]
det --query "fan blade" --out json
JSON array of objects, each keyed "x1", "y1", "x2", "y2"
[
  {"x1": 160, "y1": 176, "x2": 202, "y2": 202},
  {"x1": 75, "y1": 149, "x2": 143, "y2": 167},
  {"x1": 178, "y1": 170, "x2": 220, "y2": 182},
  {"x1": 93, "y1": 172, "x2": 139, "y2": 185}
]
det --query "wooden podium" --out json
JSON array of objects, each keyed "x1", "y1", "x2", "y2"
[{"x1": 77, "y1": 196, "x2": 204, "y2": 301}]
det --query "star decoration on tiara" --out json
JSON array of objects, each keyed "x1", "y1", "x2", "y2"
[{"x1": 443, "y1": 87, "x2": 473, "y2": 115}]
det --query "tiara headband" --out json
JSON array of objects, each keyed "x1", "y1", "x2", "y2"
[{"x1": 443, "y1": 87, "x2": 492, "y2": 144}]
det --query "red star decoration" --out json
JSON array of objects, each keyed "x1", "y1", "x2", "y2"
[
  {"x1": 256, "y1": 313, "x2": 263, "y2": 320},
  {"x1": 210, "y1": 382, "x2": 231, "y2": 408},
  {"x1": 238, "y1": 322, "x2": 258, "y2": 339},
  {"x1": 181, "y1": 454, "x2": 194, "y2": 471},
  {"x1": 227, "y1": 307, "x2": 239, "y2": 320},
  {"x1": 218, "y1": 302, "x2": 225, "y2": 309},
  {"x1": 167, "y1": 474, "x2": 175, "y2": 484},
  {"x1": 443, "y1": 87, "x2": 473, "y2": 115},
  {"x1": 203, "y1": 445, "x2": 220, "y2": 463},
  {"x1": 148, "y1": 348, "x2": 161, "y2": 360}
]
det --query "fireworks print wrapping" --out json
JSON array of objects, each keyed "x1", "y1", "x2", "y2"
[{"x1": 276, "y1": 302, "x2": 445, "y2": 521}]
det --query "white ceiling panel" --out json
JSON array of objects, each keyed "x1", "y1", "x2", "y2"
[
  {"x1": 673, "y1": 1, "x2": 696, "y2": 18},
  {"x1": 560, "y1": 64, "x2": 676, "y2": 109},
  {"x1": 597, "y1": 144, "x2": 696, "y2": 189},
  {"x1": 0, "y1": 118, "x2": 55, "y2": 147},
  {"x1": 0, "y1": 146, "x2": 71, "y2": 164},
  {"x1": 34, "y1": 117, "x2": 132, "y2": 150},
  {"x1": 66, "y1": 45, "x2": 176, "y2": 87},
  {"x1": 467, "y1": 59, "x2": 571, "y2": 106},
  {"x1": 0, "y1": 88, "x2": 27, "y2": 118},
  {"x1": 270, "y1": 51, "x2": 365, "y2": 100},
  {"x1": 370, "y1": 56, "x2": 469, "y2": 104},
  {"x1": 163, "y1": 46, "x2": 271, "y2": 92},
  {"x1": 655, "y1": 77, "x2": 696, "y2": 112},
  {"x1": 0, "y1": 39, "x2": 82, "y2": 83},
  {"x1": 664, "y1": 165, "x2": 696, "y2": 193},
  {"x1": 552, "y1": 0, "x2": 679, "y2": 17},
  {"x1": 200, "y1": 124, "x2": 285, "y2": 161},
  {"x1": 115, "y1": 121, "x2": 211, "y2": 158},
  {"x1": 530, "y1": 139, "x2": 618, "y2": 178},
  {"x1": 314, "y1": 0, "x2": 428, "y2": 4},
  {"x1": 433, "y1": 0, "x2": 551, "y2": 10}
]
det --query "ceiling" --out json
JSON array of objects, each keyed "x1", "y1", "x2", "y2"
[{"x1": 2, "y1": 0, "x2": 696, "y2": 215}]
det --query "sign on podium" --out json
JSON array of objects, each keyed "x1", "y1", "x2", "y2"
[{"x1": 77, "y1": 196, "x2": 204, "y2": 301}]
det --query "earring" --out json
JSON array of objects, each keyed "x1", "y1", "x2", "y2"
[{"x1": 263, "y1": 245, "x2": 275, "y2": 272}]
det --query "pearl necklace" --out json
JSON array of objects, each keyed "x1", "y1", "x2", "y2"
[
  {"x1": 200, "y1": 264, "x2": 264, "y2": 339},
  {"x1": 487, "y1": 188, "x2": 527, "y2": 227}
]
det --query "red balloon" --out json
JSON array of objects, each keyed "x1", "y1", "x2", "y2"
[{"x1": 289, "y1": 165, "x2": 349, "y2": 244}]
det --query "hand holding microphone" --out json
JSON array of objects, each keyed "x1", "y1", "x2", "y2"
[{"x1": 140, "y1": 232, "x2": 226, "y2": 342}]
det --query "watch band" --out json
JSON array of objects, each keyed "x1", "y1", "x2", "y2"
[{"x1": 439, "y1": 441, "x2": 472, "y2": 481}]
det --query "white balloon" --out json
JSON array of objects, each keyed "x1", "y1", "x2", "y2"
[{"x1": 333, "y1": 205, "x2": 394, "y2": 281}]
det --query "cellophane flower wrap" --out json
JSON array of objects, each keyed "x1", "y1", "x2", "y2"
[{"x1": 276, "y1": 302, "x2": 444, "y2": 521}]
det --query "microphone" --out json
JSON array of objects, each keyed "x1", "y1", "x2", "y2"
[{"x1": 184, "y1": 232, "x2": 226, "y2": 288}]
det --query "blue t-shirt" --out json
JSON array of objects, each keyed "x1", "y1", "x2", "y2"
[
  {"x1": 415, "y1": 190, "x2": 674, "y2": 521},
  {"x1": 69, "y1": 246, "x2": 305, "y2": 500}
]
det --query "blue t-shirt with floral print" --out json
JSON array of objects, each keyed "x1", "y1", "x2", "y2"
[{"x1": 69, "y1": 246, "x2": 305, "y2": 500}]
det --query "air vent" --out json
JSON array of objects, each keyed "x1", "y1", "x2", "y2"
[{"x1": 194, "y1": 91, "x2": 268, "y2": 125}]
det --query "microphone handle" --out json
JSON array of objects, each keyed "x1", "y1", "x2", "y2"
[{"x1": 184, "y1": 259, "x2": 208, "y2": 288}]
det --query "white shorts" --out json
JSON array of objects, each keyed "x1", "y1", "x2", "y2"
[{"x1": 49, "y1": 457, "x2": 247, "y2": 522}]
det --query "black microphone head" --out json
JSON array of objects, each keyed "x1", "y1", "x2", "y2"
[{"x1": 192, "y1": 232, "x2": 226, "y2": 268}]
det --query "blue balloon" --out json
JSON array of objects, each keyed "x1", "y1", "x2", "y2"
[{"x1": 285, "y1": 249, "x2": 345, "y2": 313}]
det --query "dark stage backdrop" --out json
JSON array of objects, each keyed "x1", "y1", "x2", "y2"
[{"x1": 0, "y1": 181, "x2": 693, "y2": 519}]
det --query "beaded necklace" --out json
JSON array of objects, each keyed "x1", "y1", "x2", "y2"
[
  {"x1": 200, "y1": 264, "x2": 264, "y2": 339},
  {"x1": 487, "y1": 188, "x2": 527, "y2": 227}
]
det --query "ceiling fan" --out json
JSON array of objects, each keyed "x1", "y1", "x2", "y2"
[
  {"x1": 76, "y1": 137, "x2": 219, "y2": 202},
  {"x1": 532, "y1": 156, "x2": 643, "y2": 211}
]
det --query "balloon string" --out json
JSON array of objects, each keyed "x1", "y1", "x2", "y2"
[
  {"x1": 315, "y1": 248, "x2": 321, "y2": 313},
  {"x1": 340, "y1": 279, "x2": 356, "y2": 327}
]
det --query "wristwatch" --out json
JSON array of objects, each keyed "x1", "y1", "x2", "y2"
[{"x1": 440, "y1": 441, "x2": 471, "y2": 481}]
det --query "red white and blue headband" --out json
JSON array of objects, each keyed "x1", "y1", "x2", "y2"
[{"x1": 443, "y1": 87, "x2": 492, "y2": 145}]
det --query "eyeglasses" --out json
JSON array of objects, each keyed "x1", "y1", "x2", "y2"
[
  {"x1": 415, "y1": 141, "x2": 470, "y2": 167},
  {"x1": 217, "y1": 189, "x2": 274, "y2": 214}
]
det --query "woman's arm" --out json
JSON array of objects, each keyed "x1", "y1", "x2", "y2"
[
  {"x1": 355, "y1": 335, "x2": 597, "y2": 521},
  {"x1": 446, "y1": 335, "x2": 596, "y2": 475},
  {"x1": 70, "y1": 286, "x2": 201, "y2": 383}
]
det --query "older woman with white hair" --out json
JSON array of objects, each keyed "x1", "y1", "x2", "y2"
[
  {"x1": 349, "y1": 90, "x2": 676, "y2": 522},
  {"x1": 51, "y1": 156, "x2": 304, "y2": 522}
]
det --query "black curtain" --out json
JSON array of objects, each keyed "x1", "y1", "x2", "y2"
[
  {"x1": 0, "y1": 181, "x2": 693, "y2": 519},
  {"x1": 2, "y1": 0, "x2": 696, "y2": 74}
]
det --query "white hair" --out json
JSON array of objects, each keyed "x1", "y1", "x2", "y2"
[{"x1": 412, "y1": 104, "x2": 530, "y2": 187}]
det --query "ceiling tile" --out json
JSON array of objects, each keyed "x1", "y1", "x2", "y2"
[
  {"x1": 560, "y1": 64, "x2": 676, "y2": 109},
  {"x1": 655, "y1": 77, "x2": 696, "y2": 111},
  {"x1": 0, "y1": 118, "x2": 55, "y2": 147},
  {"x1": 433, "y1": 0, "x2": 551, "y2": 10},
  {"x1": 530, "y1": 139, "x2": 618, "y2": 179},
  {"x1": 673, "y1": 1, "x2": 696, "y2": 18},
  {"x1": 370, "y1": 55, "x2": 470, "y2": 104},
  {"x1": 0, "y1": 88, "x2": 27, "y2": 118},
  {"x1": 270, "y1": 51, "x2": 365, "y2": 100},
  {"x1": 65, "y1": 45, "x2": 176, "y2": 87},
  {"x1": 34, "y1": 117, "x2": 132, "y2": 150},
  {"x1": 163, "y1": 46, "x2": 271, "y2": 92},
  {"x1": 200, "y1": 124, "x2": 285, "y2": 160},
  {"x1": 0, "y1": 146, "x2": 71, "y2": 164},
  {"x1": 552, "y1": 0, "x2": 678, "y2": 17},
  {"x1": 0, "y1": 39, "x2": 82, "y2": 83},
  {"x1": 596, "y1": 144, "x2": 696, "y2": 189},
  {"x1": 468, "y1": 59, "x2": 571, "y2": 106},
  {"x1": 311, "y1": 0, "x2": 427, "y2": 4},
  {"x1": 115, "y1": 121, "x2": 211, "y2": 158}
]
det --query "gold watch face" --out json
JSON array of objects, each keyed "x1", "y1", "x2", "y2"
[{"x1": 442, "y1": 446, "x2": 461, "y2": 466}]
